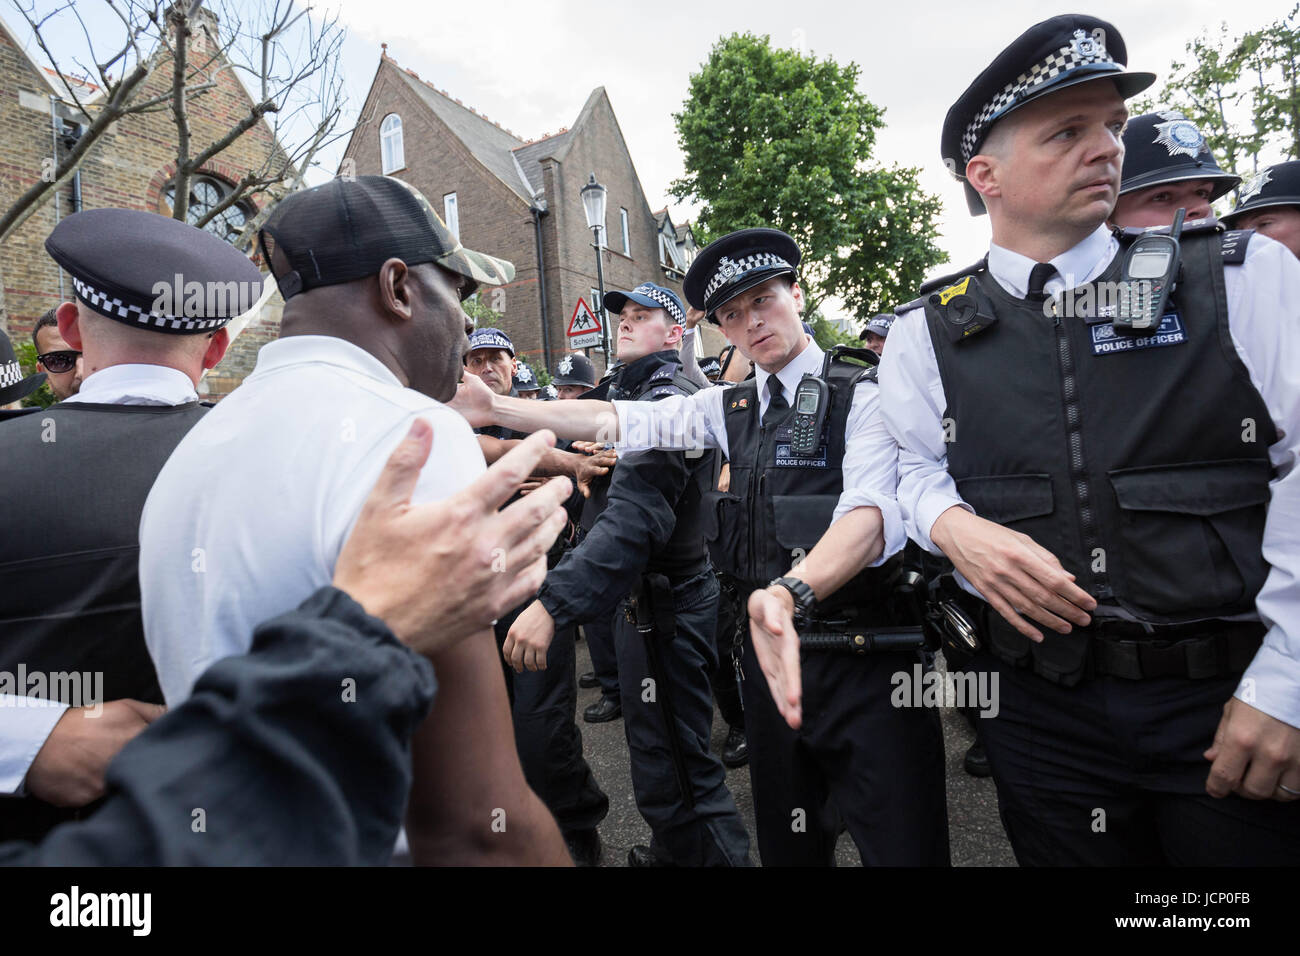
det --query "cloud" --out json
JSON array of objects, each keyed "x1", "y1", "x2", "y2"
[{"x1": 324, "y1": 0, "x2": 1283, "y2": 309}]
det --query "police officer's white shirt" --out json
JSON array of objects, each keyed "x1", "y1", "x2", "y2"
[
  {"x1": 1, "y1": 362, "x2": 198, "y2": 793},
  {"x1": 613, "y1": 335, "x2": 905, "y2": 566},
  {"x1": 67, "y1": 363, "x2": 199, "y2": 406},
  {"x1": 138, "y1": 335, "x2": 485, "y2": 706},
  {"x1": 879, "y1": 224, "x2": 1300, "y2": 728}
]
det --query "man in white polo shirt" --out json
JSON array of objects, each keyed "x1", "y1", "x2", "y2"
[{"x1": 139, "y1": 175, "x2": 570, "y2": 865}]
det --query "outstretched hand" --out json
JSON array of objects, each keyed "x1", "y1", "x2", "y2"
[{"x1": 747, "y1": 586, "x2": 803, "y2": 729}]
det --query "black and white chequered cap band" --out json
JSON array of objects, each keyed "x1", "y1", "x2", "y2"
[
  {"x1": 0, "y1": 360, "x2": 25, "y2": 389},
  {"x1": 631, "y1": 283, "x2": 684, "y2": 324},
  {"x1": 72, "y1": 276, "x2": 228, "y2": 332},
  {"x1": 960, "y1": 29, "x2": 1116, "y2": 165},
  {"x1": 703, "y1": 253, "x2": 793, "y2": 304}
]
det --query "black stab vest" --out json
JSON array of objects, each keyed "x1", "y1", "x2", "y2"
[
  {"x1": 922, "y1": 229, "x2": 1274, "y2": 660},
  {"x1": 589, "y1": 351, "x2": 714, "y2": 578},
  {"x1": 0, "y1": 401, "x2": 208, "y2": 841},
  {"x1": 702, "y1": 351, "x2": 899, "y2": 620}
]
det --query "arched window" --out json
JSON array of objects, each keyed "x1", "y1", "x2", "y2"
[
  {"x1": 164, "y1": 174, "x2": 253, "y2": 245},
  {"x1": 381, "y1": 114, "x2": 405, "y2": 174}
]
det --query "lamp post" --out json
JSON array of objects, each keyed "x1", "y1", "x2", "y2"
[{"x1": 580, "y1": 172, "x2": 611, "y2": 358}]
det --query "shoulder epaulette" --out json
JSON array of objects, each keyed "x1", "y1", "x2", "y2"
[
  {"x1": 1113, "y1": 217, "x2": 1223, "y2": 243},
  {"x1": 1220, "y1": 229, "x2": 1253, "y2": 265},
  {"x1": 918, "y1": 257, "x2": 989, "y2": 296}
]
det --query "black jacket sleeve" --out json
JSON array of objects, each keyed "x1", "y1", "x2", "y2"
[
  {"x1": 538, "y1": 444, "x2": 688, "y2": 630},
  {"x1": 0, "y1": 587, "x2": 436, "y2": 866}
]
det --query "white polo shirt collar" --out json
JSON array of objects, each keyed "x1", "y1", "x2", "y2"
[{"x1": 251, "y1": 334, "x2": 404, "y2": 387}]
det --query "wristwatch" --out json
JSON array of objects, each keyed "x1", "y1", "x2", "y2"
[{"x1": 768, "y1": 576, "x2": 816, "y2": 627}]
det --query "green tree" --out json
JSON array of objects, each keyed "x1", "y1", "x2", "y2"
[
  {"x1": 462, "y1": 293, "x2": 501, "y2": 328},
  {"x1": 671, "y1": 33, "x2": 946, "y2": 320},
  {"x1": 1134, "y1": 7, "x2": 1300, "y2": 178},
  {"x1": 15, "y1": 341, "x2": 56, "y2": 409}
]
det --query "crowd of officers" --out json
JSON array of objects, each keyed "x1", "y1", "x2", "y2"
[{"x1": 0, "y1": 12, "x2": 1298, "y2": 867}]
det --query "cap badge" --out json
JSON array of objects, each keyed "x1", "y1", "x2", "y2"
[
  {"x1": 558, "y1": 355, "x2": 574, "y2": 375},
  {"x1": 515, "y1": 362, "x2": 532, "y2": 383},
  {"x1": 717, "y1": 256, "x2": 740, "y2": 280},
  {"x1": 1153, "y1": 118, "x2": 1206, "y2": 158},
  {"x1": 1239, "y1": 168, "x2": 1273, "y2": 204},
  {"x1": 1071, "y1": 28, "x2": 1103, "y2": 59}
]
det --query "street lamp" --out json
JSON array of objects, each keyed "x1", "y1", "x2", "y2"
[{"x1": 580, "y1": 172, "x2": 611, "y2": 357}]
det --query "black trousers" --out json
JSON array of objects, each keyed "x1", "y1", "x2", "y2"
[
  {"x1": 614, "y1": 569, "x2": 751, "y2": 865},
  {"x1": 709, "y1": 572, "x2": 746, "y2": 730},
  {"x1": 582, "y1": 608, "x2": 620, "y2": 700},
  {"x1": 740, "y1": 628, "x2": 950, "y2": 866},
  {"x1": 495, "y1": 605, "x2": 609, "y2": 835},
  {"x1": 972, "y1": 650, "x2": 1300, "y2": 865}
]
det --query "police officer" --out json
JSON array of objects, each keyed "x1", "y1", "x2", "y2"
[
  {"x1": 0, "y1": 333, "x2": 47, "y2": 416},
  {"x1": 1110, "y1": 110, "x2": 1239, "y2": 229},
  {"x1": 514, "y1": 357, "x2": 541, "y2": 399},
  {"x1": 858, "y1": 314, "x2": 893, "y2": 356},
  {"x1": 451, "y1": 238, "x2": 949, "y2": 866},
  {"x1": 553, "y1": 352, "x2": 597, "y2": 399},
  {"x1": 1222, "y1": 160, "x2": 1300, "y2": 259},
  {"x1": 0, "y1": 208, "x2": 259, "y2": 841},
  {"x1": 699, "y1": 355, "x2": 723, "y2": 382},
  {"x1": 503, "y1": 281, "x2": 750, "y2": 866},
  {"x1": 462, "y1": 326, "x2": 611, "y2": 865},
  {"x1": 551, "y1": 348, "x2": 624, "y2": 717},
  {"x1": 880, "y1": 14, "x2": 1300, "y2": 864}
]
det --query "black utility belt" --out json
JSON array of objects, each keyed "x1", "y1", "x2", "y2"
[
  {"x1": 984, "y1": 612, "x2": 1264, "y2": 682},
  {"x1": 798, "y1": 624, "x2": 925, "y2": 656},
  {"x1": 1087, "y1": 623, "x2": 1264, "y2": 681}
]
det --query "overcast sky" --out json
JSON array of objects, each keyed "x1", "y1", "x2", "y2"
[
  {"x1": 10, "y1": 1, "x2": 1289, "y2": 312},
  {"x1": 313, "y1": 1, "x2": 1285, "y2": 276}
]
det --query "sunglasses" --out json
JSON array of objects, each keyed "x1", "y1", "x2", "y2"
[{"x1": 37, "y1": 349, "x2": 81, "y2": 373}]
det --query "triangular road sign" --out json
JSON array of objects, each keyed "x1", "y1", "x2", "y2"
[{"x1": 567, "y1": 297, "x2": 602, "y2": 335}]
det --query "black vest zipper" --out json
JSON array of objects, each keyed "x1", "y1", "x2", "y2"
[
  {"x1": 751, "y1": 410, "x2": 767, "y2": 584},
  {"x1": 1053, "y1": 307, "x2": 1110, "y2": 595}
]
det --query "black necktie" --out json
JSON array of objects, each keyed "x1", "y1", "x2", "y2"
[
  {"x1": 1027, "y1": 262, "x2": 1057, "y2": 303},
  {"x1": 763, "y1": 378, "x2": 789, "y2": 429}
]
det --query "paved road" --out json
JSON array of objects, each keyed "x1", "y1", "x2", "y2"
[{"x1": 572, "y1": 633, "x2": 1017, "y2": 867}]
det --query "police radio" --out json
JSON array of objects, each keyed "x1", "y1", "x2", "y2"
[
  {"x1": 789, "y1": 375, "x2": 830, "y2": 457},
  {"x1": 1113, "y1": 207, "x2": 1185, "y2": 335}
]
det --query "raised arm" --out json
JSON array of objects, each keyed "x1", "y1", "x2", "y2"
[{"x1": 452, "y1": 372, "x2": 619, "y2": 442}]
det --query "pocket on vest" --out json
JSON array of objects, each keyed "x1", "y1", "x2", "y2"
[
  {"x1": 771, "y1": 494, "x2": 838, "y2": 551},
  {"x1": 701, "y1": 489, "x2": 746, "y2": 576},
  {"x1": 954, "y1": 474, "x2": 1053, "y2": 524},
  {"x1": 1107, "y1": 459, "x2": 1271, "y2": 614}
]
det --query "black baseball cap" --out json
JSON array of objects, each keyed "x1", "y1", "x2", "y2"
[{"x1": 259, "y1": 175, "x2": 514, "y2": 301}]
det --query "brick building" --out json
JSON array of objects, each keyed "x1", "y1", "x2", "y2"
[
  {"x1": 341, "y1": 49, "x2": 720, "y2": 375},
  {"x1": 0, "y1": 10, "x2": 290, "y2": 399}
]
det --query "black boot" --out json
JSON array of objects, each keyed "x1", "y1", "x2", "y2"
[
  {"x1": 721, "y1": 725, "x2": 749, "y2": 768},
  {"x1": 583, "y1": 694, "x2": 622, "y2": 723}
]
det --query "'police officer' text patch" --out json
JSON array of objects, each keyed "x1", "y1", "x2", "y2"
[
  {"x1": 1090, "y1": 312, "x2": 1187, "y2": 355},
  {"x1": 773, "y1": 422, "x2": 829, "y2": 468}
]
